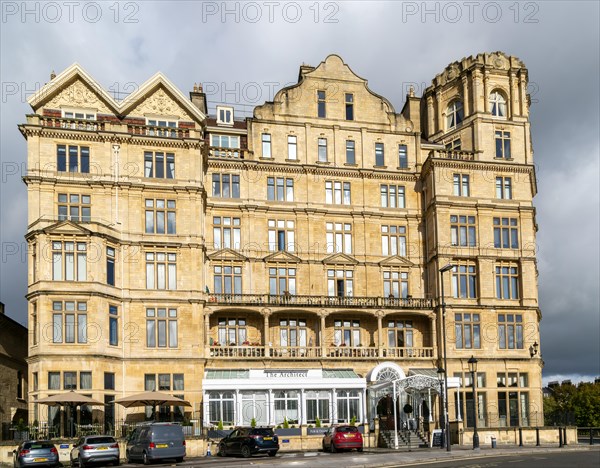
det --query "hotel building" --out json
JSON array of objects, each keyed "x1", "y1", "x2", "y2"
[{"x1": 21, "y1": 53, "x2": 542, "y2": 440}]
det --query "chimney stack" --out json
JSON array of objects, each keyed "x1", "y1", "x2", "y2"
[{"x1": 190, "y1": 83, "x2": 208, "y2": 115}]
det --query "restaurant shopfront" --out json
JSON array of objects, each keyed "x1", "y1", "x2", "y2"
[{"x1": 202, "y1": 369, "x2": 367, "y2": 427}]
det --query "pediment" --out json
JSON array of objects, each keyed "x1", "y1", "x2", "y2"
[
  {"x1": 379, "y1": 255, "x2": 414, "y2": 267},
  {"x1": 322, "y1": 253, "x2": 359, "y2": 265},
  {"x1": 263, "y1": 251, "x2": 301, "y2": 263},
  {"x1": 120, "y1": 73, "x2": 205, "y2": 123},
  {"x1": 207, "y1": 248, "x2": 247, "y2": 262},
  {"x1": 42, "y1": 220, "x2": 93, "y2": 236},
  {"x1": 28, "y1": 64, "x2": 118, "y2": 113}
]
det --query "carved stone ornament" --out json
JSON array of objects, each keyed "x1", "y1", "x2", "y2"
[
  {"x1": 131, "y1": 87, "x2": 191, "y2": 120},
  {"x1": 396, "y1": 375, "x2": 441, "y2": 392},
  {"x1": 45, "y1": 80, "x2": 112, "y2": 113}
]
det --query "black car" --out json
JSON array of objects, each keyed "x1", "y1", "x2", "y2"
[{"x1": 217, "y1": 427, "x2": 279, "y2": 458}]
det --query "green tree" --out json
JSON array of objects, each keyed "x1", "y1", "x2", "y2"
[
  {"x1": 572, "y1": 382, "x2": 600, "y2": 427},
  {"x1": 544, "y1": 381, "x2": 600, "y2": 427}
]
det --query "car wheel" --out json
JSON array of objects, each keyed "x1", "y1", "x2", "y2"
[
  {"x1": 175, "y1": 457, "x2": 183, "y2": 463},
  {"x1": 79, "y1": 456, "x2": 86, "y2": 468},
  {"x1": 330, "y1": 442, "x2": 337, "y2": 453},
  {"x1": 357, "y1": 447, "x2": 363, "y2": 452},
  {"x1": 217, "y1": 443, "x2": 225, "y2": 457},
  {"x1": 113, "y1": 458, "x2": 120, "y2": 466},
  {"x1": 142, "y1": 451, "x2": 151, "y2": 465},
  {"x1": 241, "y1": 445, "x2": 252, "y2": 458},
  {"x1": 268, "y1": 451, "x2": 277, "y2": 457},
  {"x1": 126, "y1": 450, "x2": 132, "y2": 464}
]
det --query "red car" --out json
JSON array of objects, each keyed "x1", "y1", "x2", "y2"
[{"x1": 322, "y1": 425, "x2": 363, "y2": 452}]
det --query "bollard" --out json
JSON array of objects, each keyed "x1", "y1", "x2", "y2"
[
  {"x1": 559, "y1": 427, "x2": 563, "y2": 447},
  {"x1": 590, "y1": 428, "x2": 594, "y2": 446},
  {"x1": 491, "y1": 436, "x2": 497, "y2": 448},
  {"x1": 563, "y1": 427, "x2": 567, "y2": 445},
  {"x1": 206, "y1": 441, "x2": 212, "y2": 457},
  {"x1": 536, "y1": 427, "x2": 540, "y2": 446},
  {"x1": 518, "y1": 427, "x2": 524, "y2": 446}
]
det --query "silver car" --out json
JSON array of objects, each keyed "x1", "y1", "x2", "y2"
[
  {"x1": 13, "y1": 441, "x2": 59, "y2": 468},
  {"x1": 70, "y1": 435, "x2": 120, "y2": 467}
]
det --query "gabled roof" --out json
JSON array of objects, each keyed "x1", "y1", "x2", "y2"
[{"x1": 28, "y1": 63, "x2": 205, "y2": 123}]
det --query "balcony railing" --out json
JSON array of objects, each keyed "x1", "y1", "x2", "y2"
[
  {"x1": 430, "y1": 149, "x2": 476, "y2": 161},
  {"x1": 127, "y1": 124, "x2": 190, "y2": 139},
  {"x1": 40, "y1": 117, "x2": 104, "y2": 131},
  {"x1": 209, "y1": 146, "x2": 248, "y2": 159},
  {"x1": 208, "y1": 345, "x2": 434, "y2": 360},
  {"x1": 207, "y1": 294, "x2": 432, "y2": 309}
]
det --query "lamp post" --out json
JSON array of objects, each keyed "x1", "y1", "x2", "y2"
[
  {"x1": 468, "y1": 355, "x2": 480, "y2": 449},
  {"x1": 437, "y1": 366, "x2": 446, "y2": 449},
  {"x1": 439, "y1": 263, "x2": 454, "y2": 452}
]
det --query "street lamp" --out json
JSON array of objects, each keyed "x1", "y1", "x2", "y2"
[
  {"x1": 439, "y1": 263, "x2": 454, "y2": 452},
  {"x1": 468, "y1": 355, "x2": 480, "y2": 450},
  {"x1": 529, "y1": 341, "x2": 539, "y2": 358},
  {"x1": 437, "y1": 366, "x2": 446, "y2": 449}
]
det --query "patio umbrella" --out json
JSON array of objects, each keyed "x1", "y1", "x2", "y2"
[
  {"x1": 35, "y1": 391, "x2": 104, "y2": 438},
  {"x1": 112, "y1": 391, "x2": 191, "y2": 421}
]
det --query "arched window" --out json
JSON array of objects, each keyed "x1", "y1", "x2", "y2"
[
  {"x1": 446, "y1": 100, "x2": 464, "y2": 129},
  {"x1": 208, "y1": 391, "x2": 234, "y2": 425},
  {"x1": 489, "y1": 91, "x2": 507, "y2": 117}
]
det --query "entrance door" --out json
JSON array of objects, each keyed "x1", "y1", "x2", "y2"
[
  {"x1": 377, "y1": 395, "x2": 401, "y2": 430},
  {"x1": 241, "y1": 392, "x2": 268, "y2": 426}
]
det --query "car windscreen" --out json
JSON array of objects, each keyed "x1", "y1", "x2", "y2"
[
  {"x1": 87, "y1": 437, "x2": 115, "y2": 444},
  {"x1": 26, "y1": 442, "x2": 55, "y2": 449},
  {"x1": 337, "y1": 426, "x2": 359, "y2": 433},
  {"x1": 251, "y1": 428, "x2": 274, "y2": 436}
]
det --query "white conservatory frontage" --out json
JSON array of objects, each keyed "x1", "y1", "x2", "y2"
[{"x1": 202, "y1": 363, "x2": 461, "y2": 429}]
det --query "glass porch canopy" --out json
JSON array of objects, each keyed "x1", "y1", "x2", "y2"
[{"x1": 202, "y1": 368, "x2": 366, "y2": 427}]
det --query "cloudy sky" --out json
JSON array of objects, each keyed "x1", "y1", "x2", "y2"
[{"x1": 1, "y1": 1, "x2": 598, "y2": 384}]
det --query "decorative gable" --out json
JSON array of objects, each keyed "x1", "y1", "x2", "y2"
[
  {"x1": 379, "y1": 255, "x2": 414, "y2": 267},
  {"x1": 322, "y1": 253, "x2": 359, "y2": 265},
  {"x1": 44, "y1": 79, "x2": 114, "y2": 114},
  {"x1": 207, "y1": 248, "x2": 247, "y2": 262},
  {"x1": 127, "y1": 86, "x2": 193, "y2": 121},
  {"x1": 263, "y1": 251, "x2": 301, "y2": 263}
]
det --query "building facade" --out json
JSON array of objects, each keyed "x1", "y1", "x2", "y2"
[{"x1": 21, "y1": 53, "x2": 542, "y2": 437}]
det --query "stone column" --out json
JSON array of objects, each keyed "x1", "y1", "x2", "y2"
[
  {"x1": 462, "y1": 75, "x2": 470, "y2": 116},
  {"x1": 377, "y1": 311, "x2": 384, "y2": 357},
  {"x1": 472, "y1": 69, "x2": 481, "y2": 114},
  {"x1": 435, "y1": 90, "x2": 442, "y2": 133},
  {"x1": 320, "y1": 311, "x2": 327, "y2": 358},
  {"x1": 203, "y1": 308, "x2": 212, "y2": 357},
  {"x1": 262, "y1": 308, "x2": 271, "y2": 357},
  {"x1": 300, "y1": 389, "x2": 307, "y2": 425},
  {"x1": 431, "y1": 315, "x2": 438, "y2": 357},
  {"x1": 427, "y1": 96, "x2": 435, "y2": 136},
  {"x1": 483, "y1": 71, "x2": 490, "y2": 113}
]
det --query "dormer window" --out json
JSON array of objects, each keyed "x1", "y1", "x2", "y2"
[
  {"x1": 147, "y1": 118, "x2": 178, "y2": 137},
  {"x1": 217, "y1": 106, "x2": 234, "y2": 125}
]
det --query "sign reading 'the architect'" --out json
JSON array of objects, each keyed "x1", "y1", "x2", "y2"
[{"x1": 263, "y1": 370, "x2": 309, "y2": 378}]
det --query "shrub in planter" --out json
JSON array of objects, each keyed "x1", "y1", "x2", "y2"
[
  {"x1": 251, "y1": 418, "x2": 256, "y2": 428},
  {"x1": 283, "y1": 418, "x2": 290, "y2": 429},
  {"x1": 350, "y1": 415, "x2": 357, "y2": 426},
  {"x1": 315, "y1": 417, "x2": 321, "y2": 428},
  {"x1": 217, "y1": 420, "x2": 224, "y2": 430}
]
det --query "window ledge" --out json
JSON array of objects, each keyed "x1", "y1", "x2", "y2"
[
  {"x1": 373, "y1": 165, "x2": 387, "y2": 169},
  {"x1": 285, "y1": 159, "x2": 299, "y2": 163},
  {"x1": 344, "y1": 163, "x2": 358, "y2": 167},
  {"x1": 316, "y1": 161, "x2": 331, "y2": 165},
  {"x1": 259, "y1": 157, "x2": 273, "y2": 161},
  {"x1": 396, "y1": 166, "x2": 411, "y2": 171},
  {"x1": 495, "y1": 157, "x2": 514, "y2": 161}
]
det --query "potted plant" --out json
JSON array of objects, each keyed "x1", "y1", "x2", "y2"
[
  {"x1": 250, "y1": 418, "x2": 256, "y2": 428},
  {"x1": 315, "y1": 417, "x2": 321, "y2": 428},
  {"x1": 350, "y1": 415, "x2": 357, "y2": 426}
]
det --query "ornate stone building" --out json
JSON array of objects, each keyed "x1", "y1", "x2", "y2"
[{"x1": 21, "y1": 53, "x2": 542, "y2": 439}]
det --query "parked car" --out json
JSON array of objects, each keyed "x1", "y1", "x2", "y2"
[
  {"x1": 70, "y1": 435, "x2": 120, "y2": 467},
  {"x1": 322, "y1": 425, "x2": 363, "y2": 452},
  {"x1": 126, "y1": 422, "x2": 185, "y2": 465},
  {"x1": 217, "y1": 427, "x2": 279, "y2": 458},
  {"x1": 13, "y1": 440, "x2": 58, "y2": 468}
]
